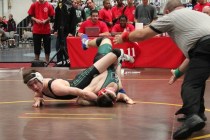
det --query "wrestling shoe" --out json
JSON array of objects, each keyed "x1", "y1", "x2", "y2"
[
  {"x1": 81, "y1": 34, "x2": 89, "y2": 50},
  {"x1": 119, "y1": 49, "x2": 134, "y2": 63}
]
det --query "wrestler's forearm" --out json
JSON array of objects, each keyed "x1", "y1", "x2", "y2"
[{"x1": 81, "y1": 90, "x2": 98, "y2": 101}]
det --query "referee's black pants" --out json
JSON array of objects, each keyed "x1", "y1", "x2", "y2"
[{"x1": 179, "y1": 36, "x2": 210, "y2": 116}]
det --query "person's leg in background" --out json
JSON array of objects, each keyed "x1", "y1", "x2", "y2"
[
  {"x1": 42, "y1": 34, "x2": 51, "y2": 63},
  {"x1": 55, "y1": 35, "x2": 63, "y2": 65},
  {"x1": 33, "y1": 34, "x2": 42, "y2": 61},
  {"x1": 60, "y1": 33, "x2": 70, "y2": 66},
  {"x1": 55, "y1": 30, "x2": 69, "y2": 67}
]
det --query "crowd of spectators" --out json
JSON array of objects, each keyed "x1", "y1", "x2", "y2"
[
  {"x1": 48, "y1": 0, "x2": 210, "y2": 38},
  {"x1": 0, "y1": 14, "x2": 16, "y2": 33},
  {"x1": 2, "y1": 0, "x2": 210, "y2": 63},
  {"x1": 0, "y1": 14, "x2": 16, "y2": 49},
  {"x1": 23, "y1": 0, "x2": 210, "y2": 66},
  {"x1": 49, "y1": 0, "x2": 159, "y2": 38}
]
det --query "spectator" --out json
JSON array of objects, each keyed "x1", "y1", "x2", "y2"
[
  {"x1": 185, "y1": 0, "x2": 193, "y2": 10},
  {"x1": 28, "y1": 0, "x2": 55, "y2": 63},
  {"x1": 111, "y1": 0, "x2": 124, "y2": 25},
  {"x1": 202, "y1": 5, "x2": 210, "y2": 15},
  {"x1": 193, "y1": 0, "x2": 210, "y2": 12},
  {"x1": 110, "y1": 0, "x2": 117, "y2": 7},
  {"x1": 0, "y1": 28, "x2": 8, "y2": 49},
  {"x1": 2, "y1": 16, "x2": 8, "y2": 24},
  {"x1": 69, "y1": 0, "x2": 86, "y2": 36},
  {"x1": 53, "y1": 0, "x2": 70, "y2": 67},
  {"x1": 0, "y1": 28, "x2": 7, "y2": 40},
  {"x1": 192, "y1": 0, "x2": 197, "y2": 9},
  {"x1": 154, "y1": 0, "x2": 161, "y2": 14},
  {"x1": 111, "y1": 14, "x2": 134, "y2": 35},
  {"x1": 134, "y1": 0, "x2": 140, "y2": 6},
  {"x1": 50, "y1": 0, "x2": 58, "y2": 9},
  {"x1": 7, "y1": 14, "x2": 16, "y2": 32},
  {"x1": 7, "y1": 14, "x2": 17, "y2": 48},
  {"x1": 134, "y1": 0, "x2": 158, "y2": 26},
  {"x1": 0, "y1": 16, "x2": 7, "y2": 31},
  {"x1": 77, "y1": 0, "x2": 86, "y2": 10},
  {"x1": 123, "y1": 0, "x2": 136, "y2": 25},
  {"x1": 78, "y1": 10, "x2": 110, "y2": 37},
  {"x1": 99, "y1": 0, "x2": 113, "y2": 31},
  {"x1": 84, "y1": 0, "x2": 100, "y2": 19}
]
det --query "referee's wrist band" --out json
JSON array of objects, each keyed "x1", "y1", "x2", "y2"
[{"x1": 174, "y1": 68, "x2": 183, "y2": 78}]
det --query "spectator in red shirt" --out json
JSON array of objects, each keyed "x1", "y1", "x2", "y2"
[
  {"x1": 28, "y1": 0, "x2": 55, "y2": 63},
  {"x1": 99, "y1": 0, "x2": 113, "y2": 32},
  {"x1": 123, "y1": 0, "x2": 136, "y2": 25},
  {"x1": 193, "y1": 0, "x2": 210, "y2": 12},
  {"x1": 111, "y1": 14, "x2": 134, "y2": 35},
  {"x1": 78, "y1": 10, "x2": 110, "y2": 37},
  {"x1": 0, "y1": 16, "x2": 7, "y2": 31},
  {"x1": 2, "y1": 16, "x2": 8, "y2": 24},
  {"x1": 111, "y1": 0, "x2": 124, "y2": 25}
]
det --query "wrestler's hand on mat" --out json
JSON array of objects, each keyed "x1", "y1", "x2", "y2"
[
  {"x1": 124, "y1": 97, "x2": 136, "y2": 104},
  {"x1": 116, "y1": 93, "x2": 136, "y2": 104},
  {"x1": 33, "y1": 97, "x2": 44, "y2": 107},
  {"x1": 168, "y1": 69, "x2": 178, "y2": 85}
]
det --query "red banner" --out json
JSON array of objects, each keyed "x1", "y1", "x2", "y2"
[{"x1": 67, "y1": 37, "x2": 185, "y2": 69}]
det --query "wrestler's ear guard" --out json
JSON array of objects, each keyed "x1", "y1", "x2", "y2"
[
  {"x1": 33, "y1": 72, "x2": 44, "y2": 83},
  {"x1": 24, "y1": 71, "x2": 44, "y2": 84}
]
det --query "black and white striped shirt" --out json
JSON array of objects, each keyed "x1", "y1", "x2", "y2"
[{"x1": 150, "y1": 8, "x2": 210, "y2": 58}]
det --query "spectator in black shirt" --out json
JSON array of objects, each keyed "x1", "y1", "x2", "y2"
[
  {"x1": 7, "y1": 14, "x2": 16, "y2": 32},
  {"x1": 68, "y1": 0, "x2": 86, "y2": 36},
  {"x1": 53, "y1": 0, "x2": 70, "y2": 66}
]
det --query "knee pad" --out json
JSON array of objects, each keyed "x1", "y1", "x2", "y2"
[
  {"x1": 96, "y1": 37, "x2": 105, "y2": 47},
  {"x1": 112, "y1": 49, "x2": 121, "y2": 58}
]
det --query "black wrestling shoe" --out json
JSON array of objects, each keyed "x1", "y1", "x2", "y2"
[
  {"x1": 173, "y1": 114, "x2": 206, "y2": 139},
  {"x1": 177, "y1": 113, "x2": 207, "y2": 122}
]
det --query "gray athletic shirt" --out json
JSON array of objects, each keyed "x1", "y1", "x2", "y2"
[
  {"x1": 150, "y1": 8, "x2": 210, "y2": 58},
  {"x1": 135, "y1": 4, "x2": 157, "y2": 25}
]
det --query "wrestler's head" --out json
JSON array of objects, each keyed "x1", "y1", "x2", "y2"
[
  {"x1": 96, "y1": 88, "x2": 117, "y2": 107},
  {"x1": 23, "y1": 70, "x2": 44, "y2": 93}
]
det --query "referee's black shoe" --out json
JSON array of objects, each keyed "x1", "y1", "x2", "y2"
[
  {"x1": 177, "y1": 113, "x2": 207, "y2": 122},
  {"x1": 173, "y1": 114, "x2": 205, "y2": 139}
]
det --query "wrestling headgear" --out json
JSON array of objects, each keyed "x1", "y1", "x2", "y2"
[{"x1": 24, "y1": 72, "x2": 44, "y2": 85}]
